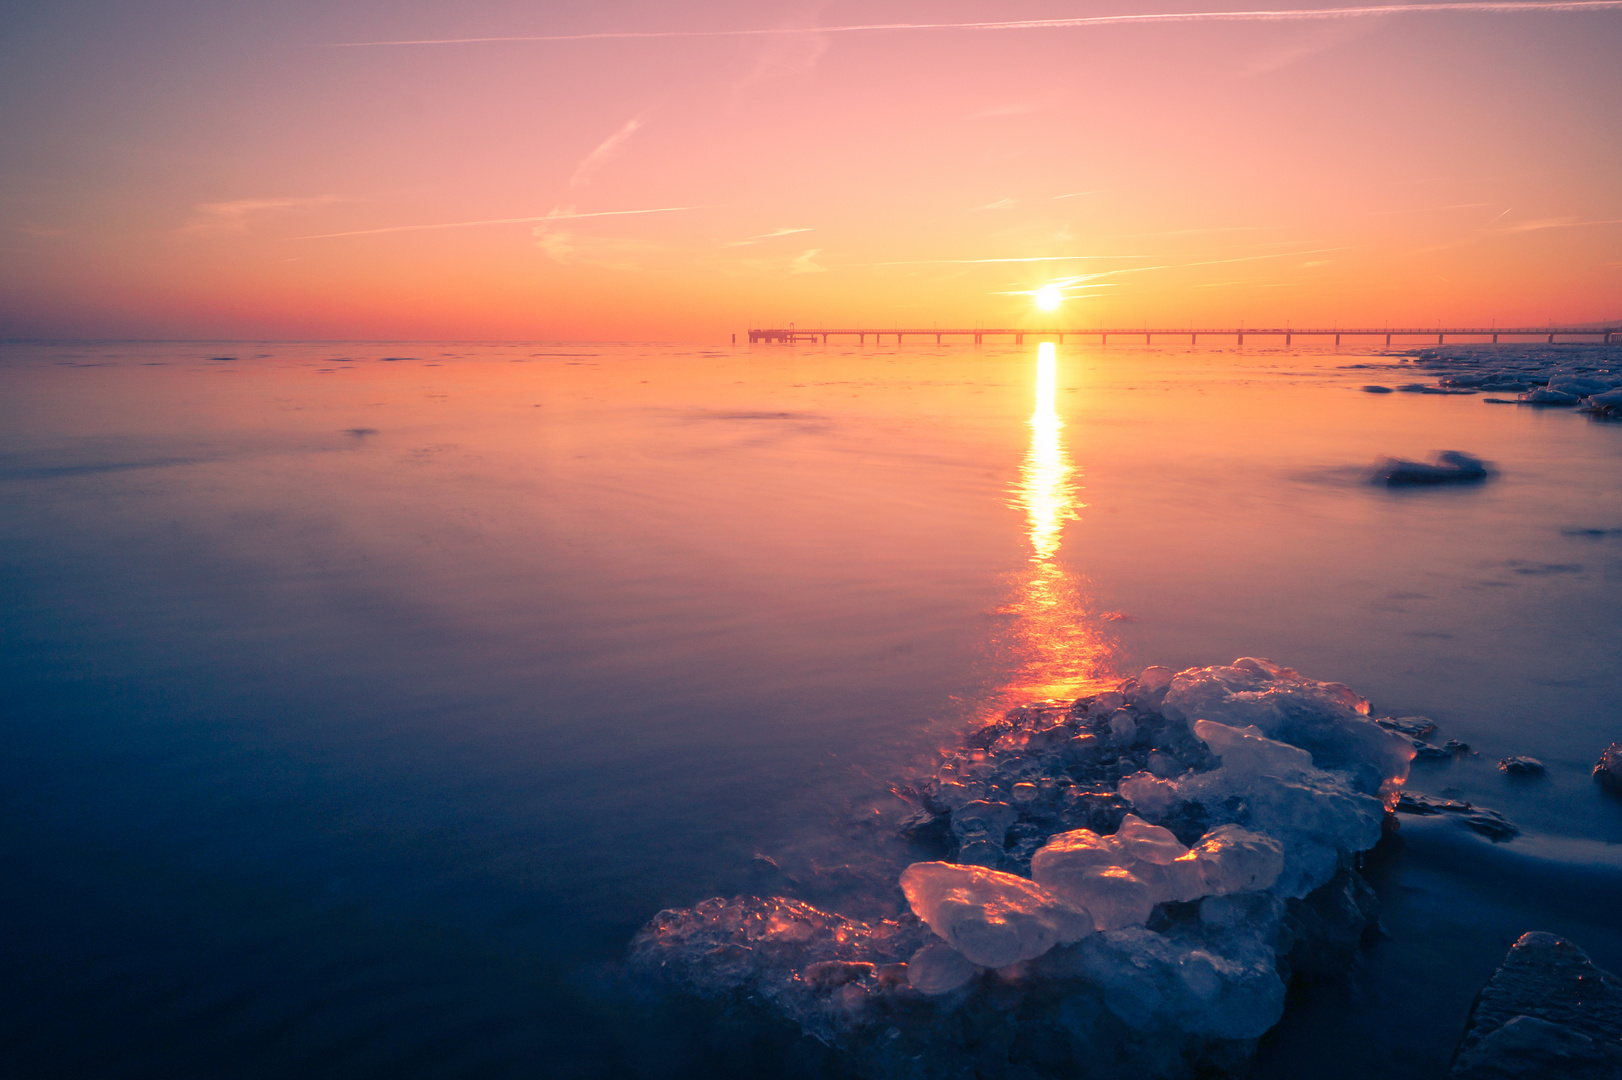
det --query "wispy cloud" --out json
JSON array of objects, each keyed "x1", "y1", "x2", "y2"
[
  {"x1": 790, "y1": 248, "x2": 827, "y2": 273},
  {"x1": 1133, "y1": 225, "x2": 1286, "y2": 236},
  {"x1": 570, "y1": 118, "x2": 643, "y2": 189},
  {"x1": 533, "y1": 227, "x2": 664, "y2": 270},
  {"x1": 981, "y1": 197, "x2": 1020, "y2": 210},
  {"x1": 329, "y1": 3, "x2": 1622, "y2": 47},
  {"x1": 293, "y1": 205, "x2": 697, "y2": 240},
  {"x1": 1052, "y1": 191, "x2": 1102, "y2": 200},
  {"x1": 876, "y1": 255, "x2": 1149, "y2": 266},
  {"x1": 727, "y1": 227, "x2": 813, "y2": 246},
  {"x1": 1372, "y1": 202, "x2": 1494, "y2": 214},
  {"x1": 180, "y1": 196, "x2": 345, "y2": 236},
  {"x1": 1495, "y1": 217, "x2": 1622, "y2": 233}
]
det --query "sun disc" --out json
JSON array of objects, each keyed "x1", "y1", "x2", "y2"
[{"x1": 1035, "y1": 284, "x2": 1063, "y2": 311}]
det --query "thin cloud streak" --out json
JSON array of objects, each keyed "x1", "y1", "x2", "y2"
[
  {"x1": 294, "y1": 206, "x2": 698, "y2": 239},
  {"x1": 727, "y1": 227, "x2": 813, "y2": 246},
  {"x1": 571, "y1": 119, "x2": 643, "y2": 189},
  {"x1": 1495, "y1": 217, "x2": 1622, "y2": 233},
  {"x1": 877, "y1": 255, "x2": 1150, "y2": 265},
  {"x1": 328, "y1": 3, "x2": 1622, "y2": 47}
]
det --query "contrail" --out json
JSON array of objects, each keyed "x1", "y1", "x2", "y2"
[
  {"x1": 328, "y1": 2, "x2": 1622, "y2": 47},
  {"x1": 293, "y1": 205, "x2": 697, "y2": 239}
]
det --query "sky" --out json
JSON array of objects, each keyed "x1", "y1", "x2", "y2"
[{"x1": 1, "y1": 0, "x2": 1620, "y2": 340}]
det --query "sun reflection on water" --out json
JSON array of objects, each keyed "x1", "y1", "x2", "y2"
[{"x1": 990, "y1": 342, "x2": 1116, "y2": 709}]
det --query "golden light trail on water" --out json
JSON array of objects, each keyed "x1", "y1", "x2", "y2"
[{"x1": 989, "y1": 343, "x2": 1117, "y2": 710}]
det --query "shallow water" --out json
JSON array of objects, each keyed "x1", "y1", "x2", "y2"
[{"x1": 1, "y1": 341, "x2": 1619, "y2": 1078}]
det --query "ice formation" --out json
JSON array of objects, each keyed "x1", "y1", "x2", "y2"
[
  {"x1": 631, "y1": 658, "x2": 1415, "y2": 1079},
  {"x1": 898, "y1": 862, "x2": 1092, "y2": 967},
  {"x1": 1394, "y1": 343, "x2": 1622, "y2": 415}
]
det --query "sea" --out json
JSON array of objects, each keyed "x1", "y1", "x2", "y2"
[{"x1": 2, "y1": 339, "x2": 1619, "y2": 1078}]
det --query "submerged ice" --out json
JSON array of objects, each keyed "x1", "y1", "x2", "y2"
[{"x1": 631, "y1": 659, "x2": 1414, "y2": 1078}]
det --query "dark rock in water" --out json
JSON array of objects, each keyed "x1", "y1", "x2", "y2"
[
  {"x1": 1449, "y1": 931, "x2": 1622, "y2": 1079},
  {"x1": 1361, "y1": 385, "x2": 1394, "y2": 393},
  {"x1": 1393, "y1": 792, "x2": 1519, "y2": 841},
  {"x1": 1377, "y1": 715, "x2": 1438, "y2": 740},
  {"x1": 1445, "y1": 739, "x2": 1474, "y2": 755},
  {"x1": 1596, "y1": 743, "x2": 1622, "y2": 794},
  {"x1": 1371, "y1": 451, "x2": 1490, "y2": 486},
  {"x1": 1498, "y1": 756, "x2": 1547, "y2": 777}
]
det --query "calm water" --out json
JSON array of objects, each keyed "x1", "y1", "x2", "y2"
[{"x1": 2, "y1": 341, "x2": 1620, "y2": 1079}]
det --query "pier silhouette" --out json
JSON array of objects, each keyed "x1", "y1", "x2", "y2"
[{"x1": 748, "y1": 325, "x2": 1621, "y2": 346}]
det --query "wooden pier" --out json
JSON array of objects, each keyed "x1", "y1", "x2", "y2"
[{"x1": 747, "y1": 326, "x2": 1621, "y2": 346}]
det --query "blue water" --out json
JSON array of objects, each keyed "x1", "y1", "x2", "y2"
[{"x1": 2, "y1": 341, "x2": 1619, "y2": 1078}]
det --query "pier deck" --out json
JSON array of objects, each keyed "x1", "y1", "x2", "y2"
[{"x1": 747, "y1": 326, "x2": 1621, "y2": 346}]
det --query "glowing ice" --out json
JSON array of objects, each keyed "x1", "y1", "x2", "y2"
[{"x1": 899, "y1": 861, "x2": 1092, "y2": 968}]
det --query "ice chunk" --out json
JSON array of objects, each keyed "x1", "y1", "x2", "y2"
[
  {"x1": 899, "y1": 862, "x2": 1093, "y2": 968},
  {"x1": 1193, "y1": 719, "x2": 1315, "y2": 782},
  {"x1": 1108, "y1": 709, "x2": 1139, "y2": 746},
  {"x1": 1045, "y1": 864, "x2": 1155, "y2": 931},
  {"x1": 1522, "y1": 387, "x2": 1581, "y2": 404},
  {"x1": 906, "y1": 942, "x2": 976, "y2": 994},
  {"x1": 1031, "y1": 816, "x2": 1205, "y2": 925},
  {"x1": 1164, "y1": 658, "x2": 1413, "y2": 796},
  {"x1": 1120, "y1": 770, "x2": 1181, "y2": 818},
  {"x1": 1172, "y1": 720, "x2": 1386, "y2": 896},
  {"x1": 1547, "y1": 375, "x2": 1611, "y2": 396},
  {"x1": 1115, "y1": 815, "x2": 1188, "y2": 865},
  {"x1": 1048, "y1": 926, "x2": 1288, "y2": 1040},
  {"x1": 951, "y1": 799, "x2": 1018, "y2": 844},
  {"x1": 1191, "y1": 826, "x2": 1284, "y2": 895}
]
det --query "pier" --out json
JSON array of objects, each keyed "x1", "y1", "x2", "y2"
[{"x1": 747, "y1": 326, "x2": 1621, "y2": 346}]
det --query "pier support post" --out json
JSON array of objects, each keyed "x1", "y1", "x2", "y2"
[
  {"x1": 1548, "y1": 334, "x2": 1555, "y2": 343},
  {"x1": 1492, "y1": 333, "x2": 1498, "y2": 343},
  {"x1": 1385, "y1": 334, "x2": 1391, "y2": 346},
  {"x1": 1015, "y1": 333, "x2": 1024, "y2": 344},
  {"x1": 974, "y1": 333, "x2": 981, "y2": 345},
  {"x1": 1438, "y1": 333, "x2": 1444, "y2": 344},
  {"x1": 1191, "y1": 334, "x2": 1197, "y2": 344},
  {"x1": 1058, "y1": 333, "x2": 1064, "y2": 344},
  {"x1": 1237, "y1": 332, "x2": 1243, "y2": 345},
  {"x1": 1146, "y1": 333, "x2": 1152, "y2": 344},
  {"x1": 1101, "y1": 334, "x2": 1108, "y2": 345},
  {"x1": 1286, "y1": 333, "x2": 1292, "y2": 346},
  {"x1": 1334, "y1": 334, "x2": 1340, "y2": 347}
]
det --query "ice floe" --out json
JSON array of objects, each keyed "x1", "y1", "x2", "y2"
[
  {"x1": 631, "y1": 658, "x2": 1419, "y2": 1078},
  {"x1": 1388, "y1": 344, "x2": 1622, "y2": 415}
]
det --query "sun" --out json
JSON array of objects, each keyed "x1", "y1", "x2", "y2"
[{"x1": 1034, "y1": 284, "x2": 1064, "y2": 311}]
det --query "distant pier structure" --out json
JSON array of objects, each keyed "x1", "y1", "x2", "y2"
[{"x1": 747, "y1": 326, "x2": 1621, "y2": 346}]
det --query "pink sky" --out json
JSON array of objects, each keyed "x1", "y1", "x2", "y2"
[{"x1": 1, "y1": 0, "x2": 1619, "y2": 339}]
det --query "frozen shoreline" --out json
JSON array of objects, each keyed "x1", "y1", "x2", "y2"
[{"x1": 633, "y1": 660, "x2": 1422, "y2": 1079}]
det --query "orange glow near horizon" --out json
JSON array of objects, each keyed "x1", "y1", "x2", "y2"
[
  {"x1": 0, "y1": 2, "x2": 1618, "y2": 339},
  {"x1": 991, "y1": 343, "x2": 1116, "y2": 710}
]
